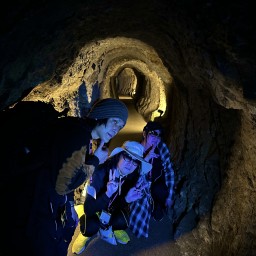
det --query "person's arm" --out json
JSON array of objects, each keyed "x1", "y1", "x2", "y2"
[
  {"x1": 119, "y1": 172, "x2": 142, "y2": 207},
  {"x1": 84, "y1": 192, "x2": 110, "y2": 216},
  {"x1": 53, "y1": 118, "x2": 98, "y2": 195},
  {"x1": 83, "y1": 153, "x2": 100, "y2": 179},
  {"x1": 66, "y1": 191, "x2": 79, "y2": 225},
  {"x1": 84, "y1": 168, "x2": 110, "y2": 216}
]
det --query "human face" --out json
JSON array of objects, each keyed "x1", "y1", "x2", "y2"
[
  {"x1": 117, "y1": 152, "x2": 140, "y2": 176},
  {"x1": 94, "y1": 118, "x2": 125, "y2": 143},
  {"x1": 145, "y1": 129, "x2": 161, "y2": 148}
]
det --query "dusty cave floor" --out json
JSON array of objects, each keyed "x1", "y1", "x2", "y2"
[{"x1": 67, "y1": 214, "x2": 180, "y2": 256}]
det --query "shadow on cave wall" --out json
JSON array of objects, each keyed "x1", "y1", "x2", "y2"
[{"x1": 168, "y1": 86, "x2": 241, "y2": 239}]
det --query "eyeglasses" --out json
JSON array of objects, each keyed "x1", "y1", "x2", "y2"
[
  {"x1": 122, "y1": 153, "x2": 140, "y2": 167},
  {"x1": 148, "y1": 130, "x2": 162, "y2": 138}
]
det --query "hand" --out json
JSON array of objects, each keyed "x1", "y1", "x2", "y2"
[
  {"x1": 106, "y1": 169, "x2": 118, "y2": 197},
  {"x1": 125, "y1": 187, "x2": 143, "y2": 203},
  {"x1": 136, "y1": 176, "x2": 150, "y2": 191},
  {"x1": 144, "y1": 144, "x2": 159, "y2": 162},
  {"x1": 94, "y1": 140, "x2": 109, "y2": 164}
]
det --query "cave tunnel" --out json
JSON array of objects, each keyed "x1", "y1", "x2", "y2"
[{"x1": 0, "y1": 0, "x2": 256, "y2": 255}]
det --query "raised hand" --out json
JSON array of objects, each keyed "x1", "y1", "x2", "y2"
[
  {"x1": 106, "y1": 169, "x2": 118, "y2": 198},
  {"x1": 94, "y1": 140, "x2": 109, "y2": 164},
  {"x1": 125, "y1": 187, "x2": 143, "y2": 203},
  {"x1": 136, "y1": 176, "x2": 150, "y2": 191},
  {"x1": 144, "y1": 144, "x2": 159, "y2": 162}
]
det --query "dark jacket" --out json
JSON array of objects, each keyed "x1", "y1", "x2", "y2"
[
  {"x1": 84, "y1": 157, "x2": 139, "y2": 217},
  {"x1": 26, "y1": 117, "x2": 100, "y2": 256}
]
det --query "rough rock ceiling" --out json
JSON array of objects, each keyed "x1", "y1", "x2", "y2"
[{"x1": 22, "y1": 37, "x2": 171, "y2": 120}]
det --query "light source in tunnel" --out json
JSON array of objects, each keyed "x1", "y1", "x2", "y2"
[
  {"x1": 151, "y1": 108, "x2": 165, "y2": 120},
  {"x1": 158, "y1": 109, "x2": 164, "y2": 117},
  {"x1": 151, "y1": 95, "x2": 166, "y2": 120}
]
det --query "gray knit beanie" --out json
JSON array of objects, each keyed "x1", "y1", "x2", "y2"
[{"x1": 87, "y1": 98, "x2": 128, "y2": 123}]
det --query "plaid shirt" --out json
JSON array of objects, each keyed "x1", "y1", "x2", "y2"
[
  {"x1": 129, "y1": 175, "x2": 153, "y2": 238},
  {"x1": 158, "y1": 141, "x2": 175, "y2": 199},
  {"x1": 129, "y1": 141, "x2": 175, "y2": 238}
]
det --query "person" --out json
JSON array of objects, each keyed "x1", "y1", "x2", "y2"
[
  {"x1": 20, "y1": 98, "x2": 128, "y2": 256},
  {"x1": 129, "y1": 121, "x2": 175, "y2": 238},
  {"x1": 72, "y1": 141, "x2": 152, "y2": 255}
]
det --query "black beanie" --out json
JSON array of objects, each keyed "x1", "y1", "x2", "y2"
[
  {"x1": 143, "y1": 121, "x2": 164, "y2": 133},
  {"x1": 87, "y1": 98, "x2": 128, "y2": 124}
]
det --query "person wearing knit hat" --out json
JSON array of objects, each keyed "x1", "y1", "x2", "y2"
[
  {"x1": 86, "y1": 98, "x2": 128, "y2": 144},
  {"x1": 24, "y1": 98, "x2": 129, "y2": 256},
  {"x1": 87, "y1": 98, "x2": 128, "y2": 124}
]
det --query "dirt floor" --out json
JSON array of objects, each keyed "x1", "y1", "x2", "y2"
[{"x1": 67, "y1": 213, "x2": 177, "y2": 256}]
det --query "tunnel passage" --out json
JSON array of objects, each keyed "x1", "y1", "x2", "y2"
[
  {"x1": 23, "y1": 37, "x2": 171, "y2": 122},
  {"x1": 21, "y1": 35, "x2": 233, "y2": 243}
]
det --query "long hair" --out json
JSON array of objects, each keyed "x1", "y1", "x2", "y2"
[
  {"x1": 104, "y1": 151, "x2": 141, "y2": 180},
  {"x1": 104, "y1": 152, "x2": 122, "y2": 170},
  {"x1": 84, "y1": 117, "x2": 109, "y2": 128}
]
